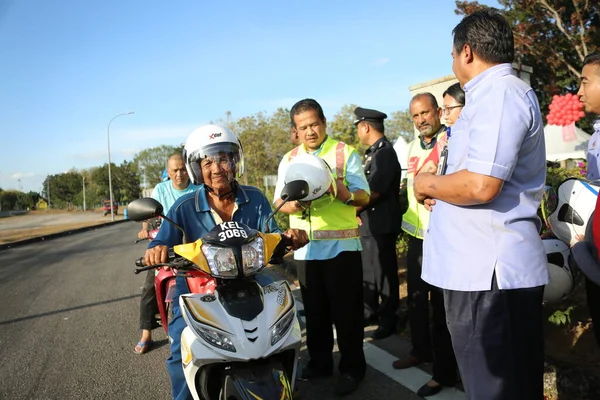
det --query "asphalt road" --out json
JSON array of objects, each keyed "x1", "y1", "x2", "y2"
[{"x1": 0, "y1": 222, "x2": 458, "y2": 400}]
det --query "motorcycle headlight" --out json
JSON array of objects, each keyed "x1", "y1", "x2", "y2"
[
  {"x1": 242, "y1": 236, "x2": 264, "y2": 276},
  {"x1": 270, "y1": 308, "x2": 295, "y2": 346},
  {"x1": 194, "y1": 324, "x2": 236, "y2": 352},
  {"x1": 202, "y1": 245, "x2": 238, "y2": 278}
]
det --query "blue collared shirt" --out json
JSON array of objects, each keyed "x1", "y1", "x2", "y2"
[
  {"x1": 274, "y1": 137, "x2": 370, "y2": 260},
  {"x1": 422, "y1": 63, "x2": 549, "y2": 291},
  {"x1": 586, "y1": 120, "x2": 600, "y2": 180},
  {"x1": 149, "y1": 184, "x2": 280, "y2": 249}
]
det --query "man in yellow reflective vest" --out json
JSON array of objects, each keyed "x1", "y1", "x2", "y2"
[
  {"x1": 392, "y1": 93, "x2": 457, "y2": 397},
  {"x1": 274, "y1": 98, "x2": 370, "y2": 397}
]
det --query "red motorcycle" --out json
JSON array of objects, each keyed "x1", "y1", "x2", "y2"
[{"x1": 136, "y1": 217, "x2": 216, "y2": 334}]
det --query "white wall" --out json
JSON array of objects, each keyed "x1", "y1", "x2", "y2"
[{"x1": 407, "y1": 63, "x2": 533, "y2": 139}]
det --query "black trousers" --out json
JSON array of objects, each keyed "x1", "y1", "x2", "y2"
[
  {"x1": 586, "y1": 277, "x2": 600, "y2": 348},
  {"x1": 406, "y1": 235, "x2": 457, "y2": 386},
  {"x1": 139, "y1": 269, "x2": 159, "y2": 331},
  {"x1": 444, "y1": 278, "x2": 545, "y2": 400},
  {"x1": 298, "y1": 251, "x2": 366, "y2": 380},
  {"x1": 361, "y1": 233, "x2": 400, "y2": 327}
]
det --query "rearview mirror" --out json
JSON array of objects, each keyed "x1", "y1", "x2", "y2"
[
  {"x1": 262, "y1": 180, "x2": 310, "y2": 233},
  {"x1": 281, "y1": 180, "x2": 309, "y2": 202},
  {"x1": 127, "y1": 198, "x2": 164, "y2": 222}
]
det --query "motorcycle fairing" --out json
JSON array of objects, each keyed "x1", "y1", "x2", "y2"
[
  {"x1": 174, "y1": 239, "x2": 211, "y2": 275},
  {"x1": 179, "y1": 280, "x2": 301, "y2": 395},
  {"x1": 221, "y1": 363, "x2": 293, "y2": 400},
  {"x1": 173, "y1": 232, "x2": 284, "y2": 280},
  {"x1": 217, "y1": 280, "x2": 264, "y2": 321}
]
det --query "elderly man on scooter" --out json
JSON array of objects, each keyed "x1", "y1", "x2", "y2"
[{"x1": 143, "y1": 124, "x2": 308, "y2": 400}]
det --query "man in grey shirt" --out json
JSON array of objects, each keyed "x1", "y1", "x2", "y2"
[{"x1": 414, "y1": 9, "x2": 548, "y2": 400}]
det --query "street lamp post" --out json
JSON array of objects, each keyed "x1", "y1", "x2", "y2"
[
  {"x1": 107, "y1": 111, "x2": 134, "y2": 221},
  {"x1": 82, "y1": 175, "x2": 86, "y2": 211}
]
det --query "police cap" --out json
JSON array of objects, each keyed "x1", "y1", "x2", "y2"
[{"x1": 353, "y1": 107, "x2": 388, "y2": 125}]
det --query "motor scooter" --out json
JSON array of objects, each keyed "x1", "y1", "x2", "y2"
[{"x1": 127, "y1": 180, "x2": 309, "y2": 399}]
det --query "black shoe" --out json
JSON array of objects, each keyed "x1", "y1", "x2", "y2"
[
  {"x1": 416, "y1": 382, "x2": 443, "y2": 397},
  {"x1": 334, "y1": 374, "x2": 360, "y2": 396},
  {"x1": 371, "y1": 325, "x2": 395, "y2": 340},
  {"x1": 300, "y1": 364, "x2": 332, "y2": 380}
]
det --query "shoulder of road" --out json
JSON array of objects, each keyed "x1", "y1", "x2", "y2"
[{"x1": 0, "y1": 211, "x2": 131, "y2": 251}]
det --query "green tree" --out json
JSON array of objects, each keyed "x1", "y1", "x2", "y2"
[
  {"x1": 328, "y1": 104, "x2": 360, "y2": 150},
  {"x1": 24, "y1": 191, "x2": 40, "y2": 209},
  {"x1": 386, "y1": 109, "x2": 414, "y2": 143},
  {"x1": 234, "y1": 108, "x2": 295, "y2": 189},
  {"x1": 1, "y1": 190, "x2": 20, "y2": 210},
  {"x1": 91, "y1": 164, "x2": 117, "y2": 201},
  {"x1": 41, "y1": 172, "x2": 82, "y2": 209},
  {"x1": 455, "y1": 0, "x2": 599, "y2": 132},
  {"x1": 115, "y1": 160, "x2": 141, "y2": 203},
  {"x1": 89, "y1": 163, "x2": 140, "y2": 204},
  {"x1": 133, "y1": 145, "x2": 182, "y2": 190}
]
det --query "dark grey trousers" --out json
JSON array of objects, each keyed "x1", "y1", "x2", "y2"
[{"x1": 444, "y1": 278, "x2": 545, "y2": 400}]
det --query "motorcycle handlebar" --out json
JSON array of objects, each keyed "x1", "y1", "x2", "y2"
[
  {"x1": 134, "y1": 235, "x2": 293, "y2": 271},
  {"x1": 268, "y1": 234, "x2": 293, "y2": 265},
  {"x1": 133, "y1": 248, "x2": 190, "y2": 274}
]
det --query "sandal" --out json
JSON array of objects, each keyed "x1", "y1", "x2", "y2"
[{"x1": 134, "y1": 340, "x2": 152, "y2": 355}]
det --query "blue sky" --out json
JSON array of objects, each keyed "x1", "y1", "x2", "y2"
[{"x1": 0, "y1": 0, "x2": 499, "y2": 193}]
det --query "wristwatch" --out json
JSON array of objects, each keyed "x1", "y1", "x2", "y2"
[{"x1": 344, "y1": 192, "x2": 355, "y2": 205}]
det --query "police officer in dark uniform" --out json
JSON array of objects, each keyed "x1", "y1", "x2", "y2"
[{"x1": 354, "y1": 107, "x2": 402, "y2": 340}]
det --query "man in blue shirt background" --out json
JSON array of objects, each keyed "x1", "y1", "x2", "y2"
[{"x1": 135, "y1": 154, "x2": 200, "y2": 355}]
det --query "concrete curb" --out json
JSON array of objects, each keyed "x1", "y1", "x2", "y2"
[{"x1": 0, "y1": 219, "x2": 132, "y2": 252}]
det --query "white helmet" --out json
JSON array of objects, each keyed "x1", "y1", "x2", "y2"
[
  {"x1": 284, "y1": 153, "x2": 336, "y2": 209},
  {"x1": 542, "y1": 238, "x2": 576, "y2": 303},
  {"x1": 183, "y1": 124, "x2": 245, "y2": 185},
  {"x1": 548, "y1": 178, "x2": 600, "y2": 246}
]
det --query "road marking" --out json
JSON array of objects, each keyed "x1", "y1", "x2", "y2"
[
  {"x1": 362, "y1": 341, "x2": 465, "y2": 399},
  {"x1": 295, "y1": 298, "x2": 466, "y2": 400}
]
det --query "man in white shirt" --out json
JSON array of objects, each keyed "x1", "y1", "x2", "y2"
[
  {"x1": 414, "y1": 10, "x2": 548, "y2": 399},
  {"x1": 578, "y1": 52, "x2": 600, "y2": 349}
]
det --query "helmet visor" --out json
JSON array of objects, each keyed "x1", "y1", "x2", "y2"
[
  {"x1": 187, "y1": 142, "x2": 240, "y2": 164},
  {"x1": 187, "y1": 142, "x2": 243, "y2": 179}
]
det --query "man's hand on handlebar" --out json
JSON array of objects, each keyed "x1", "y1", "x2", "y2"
[
  {"x1": 144, "y1": 245, "x2": 168, "y2": 266},
  {"x1": 138, "y1": 229, "x2": 150, "y2": 240},
  {"x1": 283, "y1": 229, "x2": 309, "y2": 250}
]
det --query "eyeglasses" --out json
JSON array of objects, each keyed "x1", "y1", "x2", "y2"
[{"x1": 442, "y1": 105, "x2": 463, "y2": 115}]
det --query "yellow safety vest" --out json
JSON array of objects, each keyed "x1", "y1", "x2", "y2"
[
  {"x1": 402, "y1": 130, "x2": 447, "y2": 239},
  {"x1": 281, "y1": 137, "x2": 359, "y2": 240}
]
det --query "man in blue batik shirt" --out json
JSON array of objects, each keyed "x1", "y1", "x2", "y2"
[{"x1": 143, "y1": 125, "x2": 308, "y2": 400}]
